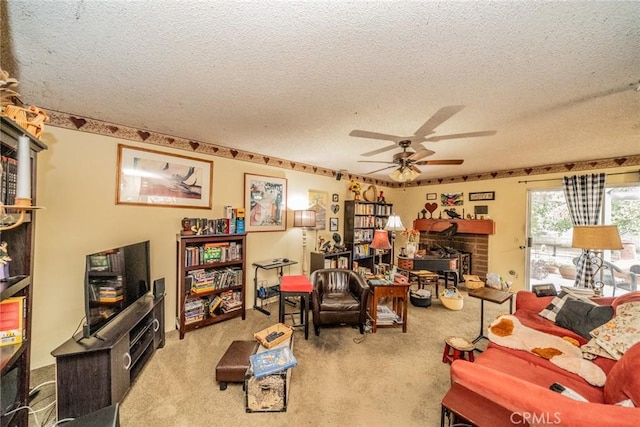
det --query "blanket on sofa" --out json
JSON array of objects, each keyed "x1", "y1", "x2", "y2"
[
  {"x1": 582, "y1": 301, "x2": 640, "y2": 361},
  {"x1": 488, "y1": 315, "x2": 606, "y2": 386}
]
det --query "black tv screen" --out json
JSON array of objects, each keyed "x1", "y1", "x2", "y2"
[{"x1": 84, "y1": 240, "x2": 150, "y2": 337}]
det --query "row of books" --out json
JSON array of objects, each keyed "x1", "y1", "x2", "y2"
[
  {"x1": 184, "y1": 241, "x2": 242, "y2": 267},
  {"x1": 352, "y1": 216, "x2": 376, "y2": 228},
  {"x1": 353, "y1": 203, "x2": 375, "y2": 215},
  {"x1": 0, "y1": 155, "x2": 18, "y2": 206},
  {"x1": 0, "y1": 296, "x2": 26, "y2": 347},
  {"x1": 375, "y1": 204, "x2": 392, "y2": 216},
  {"x1": 353, "y1": 244, "x2": 371, "y2": 259},
  {"x1": 353, "y1": 229, "x2": 373, "y2": 243},
  {"x1": 88, "y1": 251, "x2": 123, "y2": 272},
  {"x1": 187, "y1": 267, "x2": 243, "y2": 294},
  {"x1": 180, "y1": 207, "x2": 245, "y2": 236},
  {"x1": 184, "y1": 290, "x2": 243, "y2": 324}
]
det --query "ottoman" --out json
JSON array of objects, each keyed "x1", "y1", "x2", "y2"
[{"x1": 216, "y1": 340, "x2": 259, "y2": 390}]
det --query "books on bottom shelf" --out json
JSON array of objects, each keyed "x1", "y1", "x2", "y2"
[
  {"x1": 249, "y1": 345, "x2": 298, "y2": 379},
  {"x1": 376, "y1": 305, "x2": 402, "y2": 325}
]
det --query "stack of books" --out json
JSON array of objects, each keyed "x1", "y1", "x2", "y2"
[{"x1": 185, "y1": 299, "x2": 205, "y2": 324}]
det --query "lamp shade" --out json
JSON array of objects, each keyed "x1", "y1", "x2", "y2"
[
  {"x1": 293, "y1": 210, "x2": 316, "y2": 228},
  {"x1": 389, "y1": 168, "x2": 419, "y2": 183},
  {"x1": 370, "y1": 229, "x2": 392, "y2": 250},
  {"x1": 571, "y1": 225, "x2": 623, "y2": 250},
  {"x1": 385, "y1": 214, "x2": 405, "y2": 231}
]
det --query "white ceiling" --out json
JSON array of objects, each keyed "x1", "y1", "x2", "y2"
[{"x1": 3, "y1": 1, "x2": 639, "y2": 183}]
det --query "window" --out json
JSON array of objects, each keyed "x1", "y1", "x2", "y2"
[{"x1": 527, "y1": 184, "x2": 640, "y2": 295}]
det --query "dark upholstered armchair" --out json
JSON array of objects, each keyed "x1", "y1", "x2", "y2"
[{"x1": 310, "y1": 268, "x2": 369, "y2": 336}]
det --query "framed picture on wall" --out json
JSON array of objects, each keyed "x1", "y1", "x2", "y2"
[
  {"x1": 469, "y1": 191, "x2": 495, "y2": 201},
  {"x1": 426, "y1": 193, "x2": 437, "y2": 200},
  {"x1": 309, "y1": 189, "x2": 328, "y2": 230},
  {"x1": 244, "y1": 173, "x2": 287, "y2": 232},
  {"x1": 116, "y1": 144, "x2": 213, "y2": 209},
  {"x1": 329, "y1": 217, "x2": 338, "y2": 231}
]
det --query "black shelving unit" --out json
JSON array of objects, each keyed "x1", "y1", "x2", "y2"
[{"x1": 344, "y1": 201, "x2": 393, "y2": 275}]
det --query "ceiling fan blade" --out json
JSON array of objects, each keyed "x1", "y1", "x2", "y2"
[
  {"x1": 407, "y1": 148, "x2": 435, "y2": 162},
  {"x1": 349, "y1": 130, "x2": 402, "y2": 142},
  {"x1": 361, "y1": 144, "x2": 401, "y2": 157},
  {"x1": 357, "y1": 160, "x2": 396, "y2": 164},
  {"x1": 366, "y1": 165, "x2": 397, "y2": 174},
  {"x1": 413, "y1": 105, "x2": 465, "y2": 137},
  {"x1": 415, "y1": 159, "x2": 464, "y2": 165},
  {"x1": 409, "y1": 165, "x2": 422, "y2": 174},
  {"x1": 424, "y1": 130, "x2": 497, "y2": 142}
]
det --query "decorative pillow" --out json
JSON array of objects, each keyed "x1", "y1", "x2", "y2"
[
  {"x1": 539, "y1": 291, "x2": 595, "y2": 323},
  {"x1": 604, "y1": 342, "x2": 640, "y2": 406},
  {"x1": 555, "y1": 299, "x2": 614, "y2": 340},
  {"x1": 612, "y1": 291, "x2": 640, "y2": 312}
]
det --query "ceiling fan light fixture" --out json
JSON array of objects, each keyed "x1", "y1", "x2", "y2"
[{"x1": 389, "y1": 168, "x2": 406, "y2": 182}]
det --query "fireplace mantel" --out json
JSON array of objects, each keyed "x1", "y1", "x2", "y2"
[{"x1": 413, "y1": 218, "x2": 495, "y2": 235}]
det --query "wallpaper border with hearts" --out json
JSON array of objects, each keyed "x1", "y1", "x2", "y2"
[{"x1": 45, "y1": 110, "x2": 640, "y2": 188}]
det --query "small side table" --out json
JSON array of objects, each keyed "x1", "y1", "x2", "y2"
[
  {"x1": 367, "y1": 279, "x2": 410, "y2": 333},
  {"x1": 279, "y1": 275, "x2": 312, "y2": 340},
  {"x1": 468, "y1": 287, "x2": 514, "y2": 346}
]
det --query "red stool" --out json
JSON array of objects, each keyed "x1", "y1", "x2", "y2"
[
  {"x1": 442, "y1": 336, "x2": 475, "y2": 364},
  {"x1": 279, "y1": 275, "x2": 313, "y2": 340}
]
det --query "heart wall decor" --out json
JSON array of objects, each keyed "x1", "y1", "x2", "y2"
[{"x1": 331, "y1": 204, "x2": 340, "y2": 214}]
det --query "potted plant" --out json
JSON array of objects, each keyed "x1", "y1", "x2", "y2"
[{"x1": 559, "y1": 263, "x2": 577, "y2": 280}]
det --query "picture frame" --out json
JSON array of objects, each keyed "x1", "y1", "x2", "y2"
[
  {"x1": 116, "y1": 144, "x2": 213, "y2": 208},
  {"x1": 441, "y1": 192, "x2": 464, "y2": 206},
  {"x1": 469, "y1": 191, "x2": 495, "y2": 201},
  {"x1": 309, "y1": 190, "x2": 328, "y2": 230},
  {"x1": 332, "y1": 193, "x2": 339, "y2": 202},
  {"x1": 426, "y1": 193, "x2": 437, "y2": 200},
  {"x1": 329, "y1": 217, "x2": 338, "y2": 231},
  {"x1": 244, "y1": 173, "x2": 287, "y2": 232}
]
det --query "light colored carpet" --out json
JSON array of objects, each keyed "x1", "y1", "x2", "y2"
[{"x1": 30, "y1": 289, "x2": 511, "y2": 426}]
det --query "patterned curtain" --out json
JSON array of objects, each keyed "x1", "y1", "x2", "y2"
[{"x1": 562, "y1": 173, "x2": 607, "y2": 288}]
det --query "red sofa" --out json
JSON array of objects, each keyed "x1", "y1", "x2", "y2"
[{"x1": 449, "y1": 290, "x2": 640, "y2": 426}]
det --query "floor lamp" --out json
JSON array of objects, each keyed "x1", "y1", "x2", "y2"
[
  {"x1": 370, "y1": 229, "x2": 392, "y2": 276},
  {"x1": 571, "y1": 225, "x2": 623, "y2": 296},
  {"x1": 385, "y1": 214, "x2": 405, "y2": 264},
  {"x1": 294, "y1": 210, "x2": 316, "y2": 277}
]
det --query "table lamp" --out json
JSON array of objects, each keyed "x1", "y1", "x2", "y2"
[
  {"x1": 370, "y1": 229, "x2": 392, "y2": 276},
  {"x1": 293, "y1": 210, "x2": 317, "y2": 277},
  {"x1": 571, "y1": 225, "x2": 623, "y2": 295}
]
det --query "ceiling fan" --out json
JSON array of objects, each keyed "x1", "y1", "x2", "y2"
[
  {"x1": 350, "y1": 105, "x2": 497, "y2": 157},
  {"x1": 358, "y1": 140, "x2": 464, "y2": 182}
]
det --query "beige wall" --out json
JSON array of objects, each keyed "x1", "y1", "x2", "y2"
[{"x1": 31, "y1": 126, "x2": 639, "y2": 368}]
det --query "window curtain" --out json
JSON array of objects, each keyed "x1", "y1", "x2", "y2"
[{"x1": 562, "y1": 173, "x2": 607, "y2": 288}]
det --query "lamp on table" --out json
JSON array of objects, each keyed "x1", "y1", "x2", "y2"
[
  {"x1": 370, "y1": 229, "x2": 392, "y2": 277},
  {"x1": 571, "y1": 225, "x2": 623, "y2": 296},
  {"x1": 385, "y1": 214, "x2": 405, "y2": 262},
  {"x1": 293, "y1": 210, "x2": 317, "y2": 277}
]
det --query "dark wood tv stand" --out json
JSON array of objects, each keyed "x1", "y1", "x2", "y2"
[{"x1": 51, "y1": 294, "x2": 165, "y2": 420}]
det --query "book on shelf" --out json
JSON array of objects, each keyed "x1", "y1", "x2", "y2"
[
  {"x1": 249, "y1": 345, "x2": 298, "y2": 379},
  {"x1": 0, "y1": 296, "x2": 26, "y2": 346}
]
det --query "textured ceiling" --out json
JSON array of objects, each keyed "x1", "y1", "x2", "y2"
[{"x1": 2, "y1": 1, "x2": 639, "y2": 183}]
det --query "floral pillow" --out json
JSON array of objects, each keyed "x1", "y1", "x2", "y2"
[{"x1": 587, "y1": 302, "x2": 640, "y2": 360}]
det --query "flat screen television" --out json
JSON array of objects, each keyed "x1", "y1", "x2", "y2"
[{"x1": 84, "y1": 240, "x2": 151, "y2": 338}]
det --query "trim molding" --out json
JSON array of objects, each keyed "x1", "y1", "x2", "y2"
[{"x1": 46, "y1": 110, "x2": 640, "y2": 188}]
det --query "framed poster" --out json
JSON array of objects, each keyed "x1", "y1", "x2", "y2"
[
  {"x1": 308, "y1": 190, "x2": 328, "y2": 230},
  {"x1": 116, "y1": 144, "x2": 212, "y2": 208},
  {"x1": 244, "y1": 173, "x2": 287, "y2": 232},
  {"x1": 329, "y1": 217, "x2": 339, "y2": 231},
  {"x1": 441, "y1": 192, "x2": 464, "y2": 206},
  {"x1": 426, "y1": 193, "x2": 437, "y2": 200},
  {"x1": 469, "y1": 191, "x2": 495, "y2": 201}
]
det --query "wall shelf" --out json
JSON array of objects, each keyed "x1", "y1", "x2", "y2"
[{"x1": 413, "y1": 218, "x2": 495, "y2": 235}]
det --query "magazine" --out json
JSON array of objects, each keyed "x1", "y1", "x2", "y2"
[{"x1": 249, "y1": 346, "x2": 297, "y2": 378}]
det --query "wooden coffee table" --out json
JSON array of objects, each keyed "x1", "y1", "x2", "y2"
[{"x1": 468, "y1": 287, "x2": 514, "y2": 346}]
